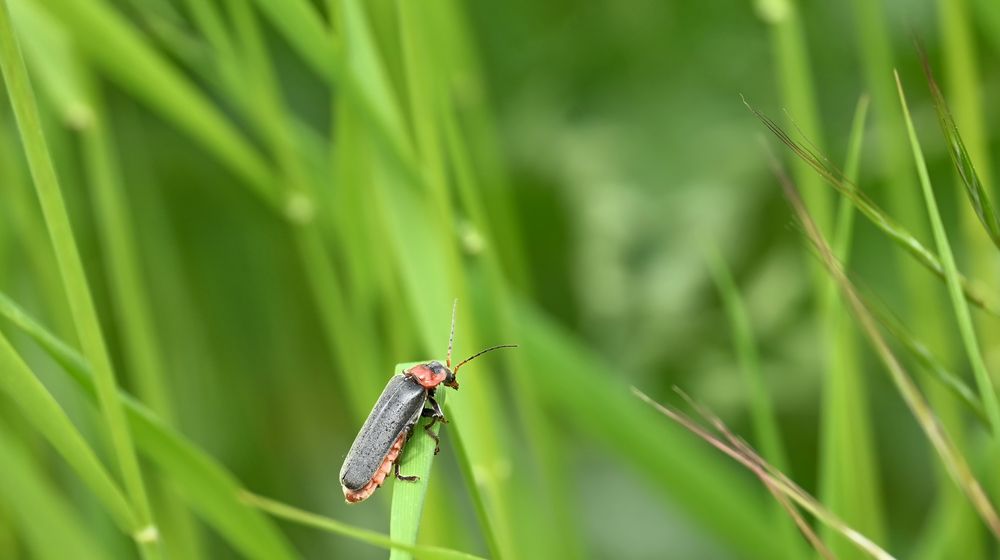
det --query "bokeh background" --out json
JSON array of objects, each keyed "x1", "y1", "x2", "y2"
[{"x1": 1, "y1": 0, "x2": 1000, "y2": 558}]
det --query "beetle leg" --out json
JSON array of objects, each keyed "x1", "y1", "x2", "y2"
[
  {"x1": 427, "y1": 395, "x2": 448, "y2": 423},
  {"x1": 419, "y1": 410, "x2": 442, "y2": 454},
  {"x1": 420, "y1": 396, "x2": 448, "y2": 455},
  {"x1": 422, "y1": 422, "x2": 441, "y2": 455},
  {"x1": 394, "y1": 460, "x2": 419, "y2": 482}
]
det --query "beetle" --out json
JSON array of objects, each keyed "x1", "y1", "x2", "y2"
[{"x1": 339, "y1": 303, "x2": 515, "y2": 504}]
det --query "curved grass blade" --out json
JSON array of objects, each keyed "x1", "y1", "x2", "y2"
[
  {"x1": 0, "y1": 420, "x2": 105, "y2": 560},
  {"x1": 0, "y1": 292, "x2": 299, "y2": 560},
  {"x1": 895, "y1": 70, "x2": 1000, "y2": 443},
  {"x1": 774, "y1": 152, "x2": 1000, "y2": 538},
  {"x1": 0, "y1": 2, "x2": 159, "y2": 554},
  {"x1": 390, "y1": 362, "x2": 448, "y2": 560},
  {"x1": 79, "y1": 74, "x2": 204, "y2": 560},
  {"x1": 247, "y1": 0, "x2": 334, "y2": 80},
  {"x1": 706, "y1": 251, "x2": 805, "y2": 559},
  {"x1": 707, "y1": 253, "x2": 788, "y2": 469},
  {"x1": 797, "y1": 237, "x2": 987, "y2": 424},
  {"x1": 0, "y1": 330, "x2": 137, "y2": 534},
  {"x1": 817, "y1": 93, "x2": 887, "y2": 555},
  {"x1": 856, "y1": 282, "x2": 986, "y2": 424},
  {"x1": 632, "y1": 388, "x2": 895, "y2": 560},
  {"x1": 8, "y1": 0, "x2": 90, "y2": 127},
  {"x1": 917, "y1": 44, "x2": 1000, "y2": 249},
  {"x1": 744, "y1": 98, "x2": 1000, "y2": 317},
  {"x1": 242, "y1": 492, "x2": 486, "y2": 560},
  {"x1": 515, "y1": 302, "x2": 788, "y2": 557},
  {"x1": 756, "y1": 0, "x2": 833, "y2": 235},
  {"x1": 24, "y1": 0, "x2": 283, "y2": 211}
]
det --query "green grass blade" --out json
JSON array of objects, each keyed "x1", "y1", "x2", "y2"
[
  {"x1": 0, "y1": 330, "x2": 136, "y2": 533},
  {"x1": 632, "y1": 388, "x2": 897, "y2": 560},
  {"x1": 80, "y1": 79, "x2": 204, "y2": 559},
  {"x1": 247, "y1": 0, "x2": 334, "y2": 80},
  {"x1": 516, "y1": 302, "x2": 789, "y2": 557},
  {"x1": 8, "y1": 0, "x2": 90, "y2": 127},
  {"x1": 394, "y1": 4, "x2": 581, "y2": 557},
  {"x1": 918, "y1": 45, "x2": 1000, "y2": 249},
  {"x1": 706, "y1": 251, "x2": 804, "y2": 558},
  {"x1": 777, "y1": 154, "x2": 1000, "y2": 538},
  {"x1": 443, "y1": 403, "x2": 504, "y2": 560},
  {"x1": 389, "y1": 362, "x2": 447, "y2": 560},
  {"x1": 25, "y1": 0, "x2": 283, "y2": 211},
  {"x1": 330, "y1": 12, "x2": 520, "y2": 545},
  {"x1": 829, "y1": 95, "x2": 869, "y2": 288},
  {"x1": 242, "y1": 492, "x2": 486, "y2": 560},
  {"x1": 757, "y1": 0, "x2": 832, "y2": 235},
  {"x1": 818, "y1": 95, "x2": 886, "y2": 557},
  {"x1": 0, "y1": 292, "x2": 299, "y2": 560},
  {"x1": 849, "y1": 4, "x2": 983, "y2": 553},
  {"x1": 973, "y1": 0, "x2": 1000, "y2": 56},
  {"x1": 81, "y1": 84, "x2": 176, "y2": 423},
  {"x1": 336, "y1": 0, "x2": 410, "y2": 159},
  {"x1": 0, "y1": 1, "x2": 159, "y2": 555},
  {"x1": 848, "y1": 0, "x2": 929, "y2": 251},
  {"x1": 127, "y1": 403, "x2": 300, "y2": 560},
  {"x1": 367, "y1": 172, "x2": 518, "y2": 558},
  {"x1": 178, "y1": 0, "x2": 235, "y2": 68},
  {"x1": 0, "y1": 420, "x2": 105, "y2": 560},
  {"x1": 707, "y1": 252, "x2": 789, "y2": 470},
  {"x1": 227, "y1": 0, "x2": 384, "y2": 409},
  {"x1": 894, "y1": 71, "x2": 1000, "y2": 445},
  {"x1": 746, "y1": 99, "x2": 1000, "y2": 317},
  {"x1": 798, "y1": 241, "x2": 987, "y2": 423},
  {"x1": 221, "y1": 0, "x2": 384, "y2": 417},
  {"x1": 860, "y1": 288, "x2": 986, "y2": 423}
]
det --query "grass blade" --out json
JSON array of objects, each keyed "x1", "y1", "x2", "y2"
[
  {"x1": 773, "y1": 150, "x2": 1000, "y2": 538},
  {"x1": 895, "y1": 70, "x2": 1000, "y2": 447},
  {"x1": 798, "y1": 230, "x2": 986, "y2": 424},
  {"x1": 632, "y1": 387, "x2": 895, "y2": 560},
  {"x1": 79, "y1": 73, "x2": 204, "y2": 560},
  {"x1": 857, "y1": 286, "x2": 986, "y2": 424},
  {"x1": 0, "y1": 420, "x2": 105, "y2": 560},
  {"x1": 0, "y1": 1, "x2": 159, "y2": 554},
  {"x1": 746, "y1": 98, "x2": 1000, "y2": 317},
  {"x1": 0, "y1": 330, "x2": 136, "y2": 533},
  {"x1": 757, "y1": 0, "x2": 833, "y2": 234},
  {"x1": 706, "y1": 251, "x2": 804, "y2": 558},
  {"x1": 247, "y1": 0, "x2": 335, "y2": 80},
  {"x1": 26, "y1": 0, "x2": 283, "y2": 211},
  {"x1": 707, "y1": 251, "x2": 789, "y2": 470},
  {"x1": 8, "y1": 0, "x2": 90, "y2": 127},
  {"x1": 389, "y1": 362, "x2": 447, "y2": 560},
  {"x1": 818, "y1": 95, "x2": 886, "y2": 556},
  {"x1": 81, "y1": 79, "x2": 178, "y2": 423},
  {"x1": 242, "y1": 492, "x2": 486, "y2": 560},
  {"x1": 918, "y1": 44, "x2": 1000, "y2": 249},
  {"x1": 0, "y1": 292, "x2": 299, "y2": 560},
  {"x1": 844, "y1": 11, "x2": 986, "y2": 550},
  {"x1": 516, "y1": 302, "x2": 788, "y2": 557},
  {"x1": 974, "y1": 0, "x2": 1000, "y2": 57}
]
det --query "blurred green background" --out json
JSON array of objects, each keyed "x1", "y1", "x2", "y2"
[{"x1": 2, "y1": 0, "x2": 1000, "y2": 558}]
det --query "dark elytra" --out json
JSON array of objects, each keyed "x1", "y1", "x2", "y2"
[{"x1": 339, "y1": 374, "x2": 426, "y2": 491}]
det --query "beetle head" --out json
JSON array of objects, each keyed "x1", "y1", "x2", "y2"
[
  {"x1": 429, "y1": 360, "x2": 459, "y2": 390},
  {"x1": 439, "y1": 300, "x2": 515, "y2": 390}
]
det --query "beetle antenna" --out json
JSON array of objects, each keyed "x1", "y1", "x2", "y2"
[
  {"x1": 446, "y1": 299, "x2": 458, "y2": 368},
  {"x1": 453, "y1": 344, "x2": 518, "y2": 375}
]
